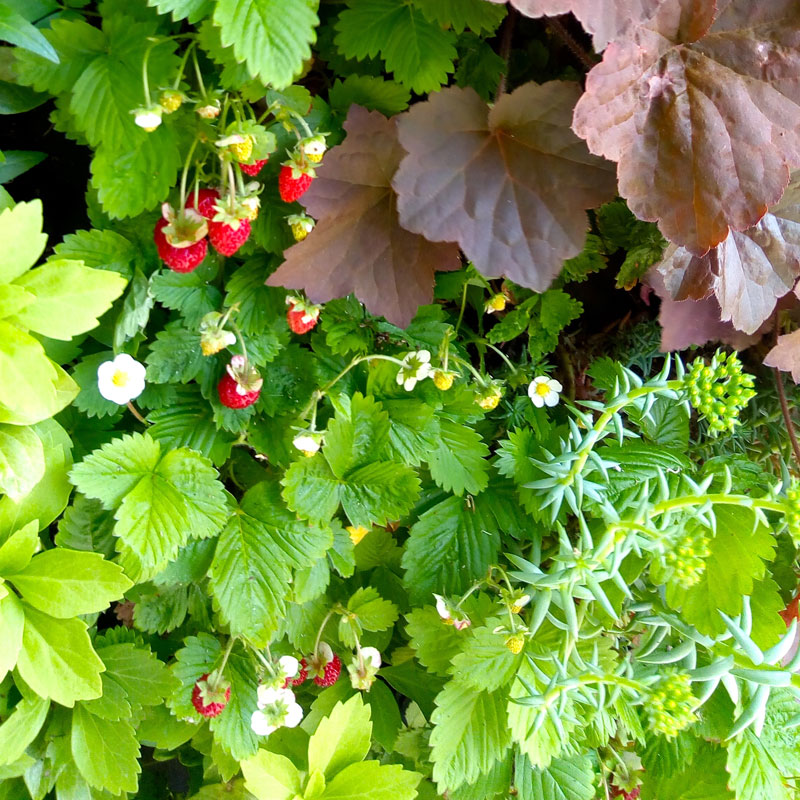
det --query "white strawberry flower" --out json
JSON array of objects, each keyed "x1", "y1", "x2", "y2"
[
  {"x1": 256, "y1": 685, "x2": 294, "y2": 709},
  {"x1": 279, "y1": 655, "x2": 299, "y2": 680},
  {"x1": 360, "y1": 647, "x2": 382, "y2": 670},
  {"x1": 433, "y1": 593, "x2": 471, "y2": 631},
  {"x1": 528, "y1": 375, "x2": 562, "y2": 408},
  {"x1": 132, "y1": 105, "x2": 163, "y2": 132},
  {"x1": 396, "y1": 350, "x2": 433, "y2": 391},
  {"x1": 283, "y1": 700, "x2": 304, "y2": 728},
  {"x1": 292, "y1": 432, "x2": 322, "y2": 456},
  {"x1": 97, "y1": 354, "x2": 146, "y2": 405},
  {"x1": 250, "y1": 710, "x2": 277, "y2": 736}
]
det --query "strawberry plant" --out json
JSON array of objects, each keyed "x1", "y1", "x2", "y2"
[{"x1": 3, "y1": 1, "x2": 800, "y2": 799}]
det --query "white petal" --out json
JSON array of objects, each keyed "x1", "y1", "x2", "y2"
[
  {"x1": 530, "y1": 393, "x2": 545, "y2": 408},
  {"x1": 125, "y1": 374, "x2": 146, "y2": 402},
  {"x1": 279, "y1": 655, "x2": 299, "y2": 678},
  {"x1": 417, "y1": 364, "x2": 433, "y2": 380},
  {"x1": 257, "y1": 685, "x2": 283, "y2": 707},
  {"x1": 433, "y1": 594, "x2": 450, "y2": 620},
  {"x1": 544, "y1": 391, "x2": 559, "y2": 407},
  {"x1": 250, "y1": 710, "x2": 276, "y2": 736},
  {"x1": 548, "y1": 379, "x2": 563, "y2": 393},
  {"x1": 396, "y1": 372, "x2": 405, "y2": 386},
  {"x1": 403, "y1": 377, "x2": 417, "y2": 392},
  {"x1": 360, "y1": 647, "x2": 381, "y2": 669},
  {"x1": 284, "y1": 703, "x2": 304, "y2": 729},
  {"x1": 417, "y1": 350, "x2": 431, "y2": 363},
  {"x1": 98, "y1": 382, "x2": 132, "y2": 405}
]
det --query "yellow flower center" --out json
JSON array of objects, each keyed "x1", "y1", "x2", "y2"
[
  {"x1": 535, "y1": 383, "x2": 551, "y2": 397},
  {"x1": 111, "y1": 370, "x2": 129, "y2": 388}
]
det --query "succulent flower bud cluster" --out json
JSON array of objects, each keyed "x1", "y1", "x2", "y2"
[{"x1": 686, "y1": 351, "x2": 755, "y2": 435}]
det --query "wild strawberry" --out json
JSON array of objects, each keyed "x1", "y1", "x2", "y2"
[
  {"x1": 240, "y1": 158, "x2": 268, "y2": 177},
  {"x1": 153, "y1": 218, "x2": 207, "y2": 273},
  {"x1": 217, "y1": 355, "x2": 262, "y2": 409},
  {"x1": 229, "y1": 136, "x2": 254, "y2": 163},
  {"x1": 301, "y1": 134, "x2": 327, "y2": 164},
  {"x1": 314, "y1": 653, "x2": 341, "y2": 687},
  {"x1": 187, "y1": 188, "x2": 221, "y2": 220},
  {"x1": 433, "y1": 370, "x2": 455, "y2": 391},
  {"x1": 191, "y1": 673, "x2": 231, "y2": 718},
  {"x1": 287, "y1": 213, "x2": 314, "y2": 242},
  {"x1": 279, "y1": 166, "x2": 313, "y2": 203},
  {"x1": 505, "y1": 633, "x2": 525, "y2": 654},
  {"x1": 287, "y1": 299, "x2": 320, "y2": 334},
  {"x1": 611, "y1": 788, "x2": 640, "y2": 800},
  {"x1": 208, "y1": 218, "x2": 251, "y2": 256}
]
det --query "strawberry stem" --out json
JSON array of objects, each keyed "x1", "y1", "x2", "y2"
[
  {"x1": 179, "y1": 136, "x2": 200, "y2": 210},
  {"x1": 126, "y1": 401, "x2": 149, "y2": 426},
  {"x1": 191, "y1": 47, "x2": 207, "y2": 100},
  {"x1": 212, "y1": 636, "x2": 236, "y2": 689},
  {"x1": 313, "y1": 609, "x2": 336, "y2": 658},
  {"x1": 173, "y1": 40, "x2": 197, "y2": 90}
]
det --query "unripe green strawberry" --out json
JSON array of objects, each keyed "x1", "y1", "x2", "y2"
[
  {"x1": 159, "y1": 90, "x2": 183, "y2": 113},
  {"x1": 230, "y1": 136, "x2": 254, "y2": 163},
  {"x1": 505, "y1": 633, "x2": 525, "y2": 654},
  {"x1": 433, "y1": 370, "x2": 455, "y2": 391}
]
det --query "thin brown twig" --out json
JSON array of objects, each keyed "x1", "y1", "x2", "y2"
[
  {"x1": 546, "y1": 16, "x2": 596, "y2": 72},
  {"x1": 495, "y1": 8, "x2": 518, "y2": 102},
  {"x1": 774, "y1": 318, "x2": 800, "y2": 469}
]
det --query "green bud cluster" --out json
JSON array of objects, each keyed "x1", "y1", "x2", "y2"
[
  {"x1": 686, "y1": 351, "x2": 755, "y2": 435},
  {"x1": 786, "y1": 482, "x2": 800, "y2": 545},
  {"x1": 646, "y1": 673, "x2": 697, "y2": 739},
  {"x1": 662, "y1": 527, "x2": 712, "y2": 588}
]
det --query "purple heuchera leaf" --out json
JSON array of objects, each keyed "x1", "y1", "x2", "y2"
[
  {"x1": 484, "y1": 0, "x2": 659, "y2": 50},
  {"x1": 573, "y1": 0, "x2": 800, "y2": 256},
  {"x1": 765, "y1": 329, "x2": 800, "y2": 383},
  {"x1": 392, "y1": 82, "x2": 616, "y2": 294},
  {"x1": 267, "y1": 106, "x2": 460, "y2": 327}
]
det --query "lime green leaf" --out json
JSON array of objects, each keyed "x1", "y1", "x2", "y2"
[
  {"x1": 450, "y1": 625, "x2": 519, "y2": 692},
  {"x1": 430, "y1": 682, "x2": 510, "y2": 791},
  {"x1": 53, "y1": 228, "x2": 137, "y2": 279},
  {"x1": 515, "y1": 753, "x2": 595, "y2": 800},
  {"x1": 0, "y1": 200, "x2": 46, "y2": 283},
  {"x1": 428, "y1": 417, "x2": 489, "y2": 496},
  {"x1": 208, "y1": 648, "x2": 260, "y2": 761},
  {"x1": 10, "y1": 259, "x2": 126, "y2": 340},
  {"x1": 6, "y1": 549, "x2": 131, "y2": 618},
  {"x1": 0, "y1": 593, "x2": 23, "y2": 682},
  {"x1": 669, "y1": 506, "x2": 775, "y2": 637},
  {"x1": 325, "y1": 393, "x2": 390, "y2": 478},
  {"x1": 335, "y1": 0, "x2": 457, "y2": 93},
  {"x1": 15, "y1": 604, "x2": 104, "y2": 706},
  {"x1": 402, "y1": 495, "x2": 500, "y2": 605},
  {"x1": 0, "y1": 419, "x2": 73, "y2": 538},
  {"x1": 0, "y1": 521, "x2": 39, "y2": 575},
  {"x1": 309, "y1": 695, "x2": 372, "y2": 779},
  {"x1": 0, "y1": 321, "x2": 76, "y2": 426},
  {"x1": 328, "y1": 75, "x2": 410, "y2": 116},
  {"x1": 0, "y1": 695, "x2": 49, "y2": 768},
  {"x1": 71, "y1": 704, "x2": 140, "y2": 794},
  {"x1": 209, "y1": 480, "x2": 331, "y2": 645},
  {"x1": 241, "y1": 750, "x2": 302, "y2": 800},
  {"x1": 0, "y1": 284, "x2": 35, "y2": 319},
  {"x1": 411, "y1": 0, "x2": 505, "y2": 34},
  {"x1": 0, "y1": 424, "x2": 45, "y2": 501},
  {"x1": 749, "y1": 577, "x2": 788, "y2": 651},
  {"x1": 147, "y1": 0, "x2": 213, "y2": 23},
  {"x1": 0, "y1": 3, "x2": 58, "y2": 62},
  {"x1": 213, "y1": 0, "x2": 319, "y2": 89},
  {"x1": 167, "y1": 632, "x2": 221, "y2": 718},
  {"x1": 321, "y1": 761, "x2": 421, "y2": 800}
]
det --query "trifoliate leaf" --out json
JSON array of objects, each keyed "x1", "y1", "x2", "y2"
[
  {"x1": 145, "y1": 320, "x2": 211, "y2": 384},
  {"x1": 53, "y1": 228, "x2": 137, "y2": 279},
  {"x1": 450, "y1": 625, "x2": 520, "y2": 692},
  {"x1": 213, "y1": 0, "x2": 319, "y2": 89},
  {"x1": 405, "y1": 606, "x2": 467, "y2": 677},
  {"x1": 335, "y1": 0, "x2": 457, "y2": 93},
  {"x1": 208, "y1": 479, "x2": 332, "y2": 645},
  {"x1": 328, "y1": 75, "x2": 410, "y2": 117},
  {"x1": 150, "y1": 269, "x2": 223, "y2": 328},
  {"x1": 308, "y1": 694, "x2": 372, "y2": 780},
  {"x1": 402, "y1": 495, "x2": 500, "y2": 605},
  {"x1": 427, "y1": 418, "x2": 489, "y2": 497},
  {"x1": 429, "y1": 681, "x2": 511, "y2": 791},
  {"x1": 514, "y1": 752, "x2": 596, "y2": 800},
  {"x1": 325, "y1": 393, "x2": 390, "y2": 478}
]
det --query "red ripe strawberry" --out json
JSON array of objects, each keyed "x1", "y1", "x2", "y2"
[
  {"x1": 240, "y1": 158, "x2": 268, "y2": 177},
  {"x1": 187, "y1": 188, "x2": 221, "y2": 220},
  {"x1": 208, "y1": 218, "x2": 251, "y2": 256},
  {"x1": 279, "y1": 166, "x2": 313, "y2": 203},
  {"x1": 191, "y1": 673, "x2": 231, "y2": 718},
  {"x1": 611, "y1": 787, "x2": 640, "y2": 800},
  {"x1": 283, "y1": 658, "x2": 308, "y2": 689},
  {"x1": 314, "y1": 653, "x2": 341, "y2": 688},
  {"x1": 287, "y1": 302, "x2": 320, "y2": 335},
  {"x1": 154, "y1": 218, "x2": 207, "y2": 273},
  {"x1": 218, "y1": 373, "x2": 260, "y2": 409}
]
